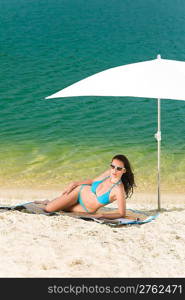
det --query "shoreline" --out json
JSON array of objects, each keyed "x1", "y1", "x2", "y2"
[{"x1": 0, "y1": 188, "x2": 185, "y2": 203}]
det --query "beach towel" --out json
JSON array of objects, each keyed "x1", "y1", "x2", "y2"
[{"x1": 0, "y1": 201, "x2": 159, "y2": 227}]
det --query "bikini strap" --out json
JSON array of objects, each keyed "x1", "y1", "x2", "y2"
[
  {"x1": 109, "y1": 179, "x2": 121, "y2": 192},
  {"x1": 102, "y1": 176, "x2": 110, "y2": 182}
]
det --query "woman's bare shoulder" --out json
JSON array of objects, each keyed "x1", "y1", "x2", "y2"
[{"x1": 93, "y1": 169, "x2": 110, "y2": 181}]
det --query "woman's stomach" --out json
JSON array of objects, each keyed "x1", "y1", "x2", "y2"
[{"x1": 81, "y1": 184, "x2": 101, "y2": 212}]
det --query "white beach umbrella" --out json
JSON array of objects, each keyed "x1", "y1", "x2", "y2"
[{"x1": 46, "y1": 55, "x2": 185, "y2": 210}]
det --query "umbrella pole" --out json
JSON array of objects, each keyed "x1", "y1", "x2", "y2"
[
  {"x1": 157, "y1": 98, "x2": 161, "y2": 211},
  {"x1": 155, "y1": 98, "x2": 161, "y2": 210}
]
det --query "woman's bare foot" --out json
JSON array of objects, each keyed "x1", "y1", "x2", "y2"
[{"x1": 34, "y1": 200, "x2": 50, "y2": 205}]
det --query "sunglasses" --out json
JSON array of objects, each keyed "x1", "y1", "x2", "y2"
[{"x1": 110, "y1": 164, "x2": 125, "y2": 171}]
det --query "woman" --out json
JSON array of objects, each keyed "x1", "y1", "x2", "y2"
[{"x1": 40, "y1": 154, "x2": 135, "y2": 219}]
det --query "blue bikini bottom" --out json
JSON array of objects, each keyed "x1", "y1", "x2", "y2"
[{"x1": 77, "y1": 184, "x2": 90, "y2": 212}]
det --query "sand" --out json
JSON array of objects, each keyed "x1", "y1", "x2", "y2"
[{"x1": 0, "y1": 188, "x2": 184, "y2": 278}]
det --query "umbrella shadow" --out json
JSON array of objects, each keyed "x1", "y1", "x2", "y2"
[
  {"x1": 157, "y1": 207, "x2": 185, "y2": 213},
  {"x1": 136, "y1": 207, "x2": 184, "y2": 215}
]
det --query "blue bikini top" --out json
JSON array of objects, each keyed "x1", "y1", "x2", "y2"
[{"x1": 91, "y1": 176, "x2": 121, "y2": 205}]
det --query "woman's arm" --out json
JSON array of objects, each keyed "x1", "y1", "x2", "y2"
[
  {"x1": 62, "y1": 178, "x2": 93, "y2": 195},
  {"x1": 89, "y1": 212, "x2": 125, "y2": 219},
  {"x1": 62, "y1": 167, "x2": 110, "y2": 195}
]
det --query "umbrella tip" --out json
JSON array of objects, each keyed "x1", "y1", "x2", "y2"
[{"x1": 157, "y1": 54, "x2": 161, "y2": 59}]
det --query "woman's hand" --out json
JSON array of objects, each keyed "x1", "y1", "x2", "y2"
[{"x1": 62, "y1": 182, "x2": 79, "y2": 195}]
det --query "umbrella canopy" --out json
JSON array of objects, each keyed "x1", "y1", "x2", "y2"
[
  {"x1": 46, "y1": 55, "x2": 185, "y2": 210},
  {"x1": 46, "y1": 55, "x2": 185, "y2": 100}
]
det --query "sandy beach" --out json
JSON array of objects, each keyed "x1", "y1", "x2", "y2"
[{"x1": 0, "y1": 189, "x2": 184, "y2": 278}]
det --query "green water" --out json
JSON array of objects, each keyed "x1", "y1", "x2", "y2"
[{"x1": 0, "y1": 0, "x2": 185, "y2": 192}]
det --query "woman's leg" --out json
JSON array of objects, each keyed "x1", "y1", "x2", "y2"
[
  {"x1": 44, "y1": 186, "x2": 81, "y2": 213},
  {"x1": 34, "y1": 200, "x2": 50, "y2": 205}
]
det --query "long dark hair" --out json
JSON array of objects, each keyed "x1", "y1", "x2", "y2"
[{"x1": 112, "y1": 154, "x2": 136, "y2": 198}]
